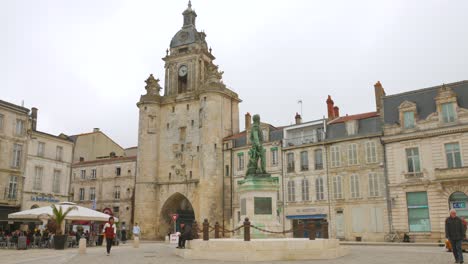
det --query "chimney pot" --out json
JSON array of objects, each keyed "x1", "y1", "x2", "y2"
[
  {"x1": 333, "y1": 106, "x2": 340, "y2": 118},
  {"x1": 93, "y1": 128, "x2": 100, "y2": 132},
  {"x1": 295, "y1": 112, "x2": 302, "y2": 124},
  {"x1": 326, "y1": 95, "x2": 335, "y2": 119},
  {"x1": 31, "y1": 107, "x2": 38, "y2": 131}
]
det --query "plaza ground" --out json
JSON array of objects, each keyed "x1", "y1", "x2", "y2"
[{"x1": 0, "y1": 242, "x2": 465, "y2": 264}]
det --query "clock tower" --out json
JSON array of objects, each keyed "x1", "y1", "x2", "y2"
[{"x1": 135, "y1": 1, "x2": 241, "y2": 239}]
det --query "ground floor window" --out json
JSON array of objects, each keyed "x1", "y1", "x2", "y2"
[
  {"x1": 406, "y1": 192, "x2": 431, "y2": 232},
  {"x1": 449, "y1": 192, "x2": 468, "y2": 218}
]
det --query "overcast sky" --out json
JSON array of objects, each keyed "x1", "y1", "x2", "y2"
[{"x1": 2, "y1": 0, "x2": 467, "y2": 148}]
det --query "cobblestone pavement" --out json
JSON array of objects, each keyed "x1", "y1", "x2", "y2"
[{"x1": 0, "y1": 242, "x2": 465, "y2": 264}]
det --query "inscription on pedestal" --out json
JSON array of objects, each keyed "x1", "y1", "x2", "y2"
[{"x1": 254, "y1": 197, "x2": 272, "y2": 215}]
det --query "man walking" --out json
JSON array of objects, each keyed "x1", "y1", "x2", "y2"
[
  {"x1": 446, "y1": 209, "x2": 465, "y2": 263},
  {"x1": 102, "y1": 217, "x2": 117, "y2": 256},
  {"x1": 133, "y1": 223, "x2": 141, "y2": 238},
  {"x1": 177, "y1": 222, "x2": 192, "y2": 249}
]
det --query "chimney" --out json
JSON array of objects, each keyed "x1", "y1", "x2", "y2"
[
  {"x1": 374, "y1": 81, "x2": 386, "y2": 113},
  {"x1": 93, "y1": 128, "x2": 100, "y2": 133},
  {"x1": 334, "y1": 106, "x2": 340, "y2": 118},
  {"x1": 31, "y1": 107, "x2": 38, "y2": 131},
  {"x1": 295, "y1": 112, "x2": 302, "y2": 124},
  {"x1": 245, "y1": 112, "x2": 251, "y2": 131},
  {"x1": 326, "y1": 95, "x2": 335, "y2": 119}
]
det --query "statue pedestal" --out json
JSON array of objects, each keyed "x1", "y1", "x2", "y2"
[{"x1": 237, "y1": 176, "x2": 283, "y2": 238}]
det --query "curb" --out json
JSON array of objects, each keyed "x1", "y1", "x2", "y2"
[{"x1": 340, "y1": 242, "x2": 445, "y2": 247}]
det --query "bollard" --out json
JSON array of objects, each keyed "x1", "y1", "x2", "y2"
[
  {"x1": 243, "y1": 217, "x2": 250, "y2": 241},
  {"x1": 192, "y1": 220, "x2": 199, "y2": 239},
  {"x1": 78, "y1": 238, "x2": 87, "y2": 254},
  {"x1": 214, "y1": 222, "x2": 220, "y2": 238},
  {"x1": 133, "y1": 236, "x2": 140, "y2": 248},
  {"x1": 297, "y1": 221, "x2": 304, "y2": 238},
  {"x1": 203, "y1": 219, "x2": 209, "y2": 241},
  {"x1": 308, "y1": 222, "x2": 316, "y2": 240}
]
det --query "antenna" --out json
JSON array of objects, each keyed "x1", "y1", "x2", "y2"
[{"x1": 297, "y1": 99, "x2": 303, "y2": 116}]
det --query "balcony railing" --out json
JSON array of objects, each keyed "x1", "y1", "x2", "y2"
[
  {"x1": 404, "y1": 172, "x2": 424, "y2": 180},
  {"x1": 435, "y1": 166, "x2": 468, "y2": 181}
]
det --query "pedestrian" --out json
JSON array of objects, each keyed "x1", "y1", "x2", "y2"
[
  {"x1": 132, "y1": 223, "x2": 141, "y2": 238},
  {"x1": 102, "y1": 217, "x2": 117, "y2": 256},
  {"x1": 446, "y1": 209, "x2": 465, "y2": 263},
  {"x1": 176, "y1": 222, "x2": 192, "y2": 249},
  {"x1": 121, "y1": 224, "x2": 127, "y2": 244}
]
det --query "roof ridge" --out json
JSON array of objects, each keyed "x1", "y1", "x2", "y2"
[{"x1": 383, "y1": 80, "x2": 468, "y2": 99}]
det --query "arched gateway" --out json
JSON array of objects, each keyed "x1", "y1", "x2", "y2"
[{"x1": 159, "y1": 193, "x2": 195, "y2": 238}]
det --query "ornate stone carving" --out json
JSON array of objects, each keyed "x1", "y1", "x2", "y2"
[{"x1": 144, "y1": 74, "x2": 162, "y2": 96}]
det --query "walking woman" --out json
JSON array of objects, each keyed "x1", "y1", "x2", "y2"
[{"x1": 102, "y1": 217, "x2": 117, "y2": 256}]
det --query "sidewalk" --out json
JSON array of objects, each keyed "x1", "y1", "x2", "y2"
[{"x1": 340, "y1": 241, "x2": 445, "y2": 247}]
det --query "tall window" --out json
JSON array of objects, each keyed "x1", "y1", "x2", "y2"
[
  {"x1": 369, "y1": 173, "x2": 381, "y2": 197},
  {"x1": 406, "y1": 148, "x2": 421, "y2": 173},
  {"x1": 53, "y1": 170, "x2": 61, "y2": 193},
  {"x1": 80, "y1": 170, "x2": 86, "y2": 179},
  {"x1": 287, "y1": 153, "x2": 295, "y2": 172},
  {"x1": 441, "y1": 102, "x2": 456, "y2": 123},
  {"x1": 404, "y1": 111, "x2": 415, "y2": 129},
  {"x1": 315, "y1": 176, "x2": 324, "y2": 201},
  {"x1": 15, "y1": 119, "x2": 24, "y2": 136},
  {"x1": 350, "y1": 174, "x2": 360, "y2": 198},
  {"x1": 348, "y1": 144, "x2": 358, "y2": 165},
  {"x1": 79, "y1": 188, "x2": 85, "y2": 201},
  {"x1": 237, "y1": 153, "x2": 244, "y2": 171},
  {"x1": 287, "y1": 180, "x2": 295, "y2": 202},
  {"x1": 116, "y1": 167, "x2": 121, "y2": 176},
  {"x1": 330, "y1": 146, "x2": 341, "y2": 167},
  {"x1": 271, "y1": 148, "x2": 278, "y2": 165},
  {"x1": 33, "y1": 166, "x2": 43, "y2": 190},
  {"x1": 114, "y1": 186, "x2": 121, "y2": 200},
  {"x1": 89, "y1": 187, "x2": 96, "y2": 201},
  {"x1": 365, "y1": 141, "x2": 377, "y2": 163},
  {"x1": 445, "y1": 143, "x2": 462, "y2": 168},
  {"x1": 90, "y1": 169, "x2": 97, "y2": 179},
  {"x1": 406, "y1": 192, "x2": 431, "y2": 232},
  {"x1": 11, "y1": 143, "x2": 22, "y2": 168},
  {"x1": 314, "y1": 149, "x2": 323, "y2": 170},
  {"x1": 333, "y1": 175, "x2": 343, "y2": 199},
  {"x1": 56, "y1": 146, "x2": 63, "y2": 161},
  {"x1": 225, "y1": 165, "x2": 229, "y2": 177},
  {"x1": 37, "y1": 142, "x2": 45, "y2": 157},
  {"x1": 8, "y1": 176, "x2": 18, "y2": 200},
  {"x1": 301, "y1": 178, "x2": 309, "y2": 201},
  {"x1": 300, "y1": 151, "x2": 309, "y2": 171}
]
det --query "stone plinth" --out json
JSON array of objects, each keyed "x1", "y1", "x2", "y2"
[
  {"x1": 237, "y1": 176, "x2": 282, "y2": 238},
  {"x1": 175, "y1": 238, "x2": 349, "y2": 261}
]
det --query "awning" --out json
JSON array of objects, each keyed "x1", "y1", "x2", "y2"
[{"x1": 286, "y1": 214, "x2": 327, "y2": 220}]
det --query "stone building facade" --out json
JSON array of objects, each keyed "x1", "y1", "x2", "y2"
[
  {"x1": 71, "y1": 155, "x2": 136, "y2": 227},
  {"x1": 382, "y1": 80, "x2": 468, "y2": 242},
  {"x1": 0, "y1": 100, "x2": 30, "y2": 228},
  {"x1": 134, "y1": 2, "x2": 240, "y2": 239},
  {"x1": 22, "y1": 126, "x2": 73, "y2": 210}
]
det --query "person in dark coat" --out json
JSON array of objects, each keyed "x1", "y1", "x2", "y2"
[
  {"x1": 446, "y1": 209, "x2": 465, "y2": 263},
  {"x1": 177, "y1": 222, "x2": 192, "y2": 249}
]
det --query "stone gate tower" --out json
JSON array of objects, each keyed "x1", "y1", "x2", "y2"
[{"x1": 134, "y1": 2, "x2": 240, "y2": 239}]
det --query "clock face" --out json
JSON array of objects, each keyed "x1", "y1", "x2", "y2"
[{"x1": 178, "y1": 65, "x2": 188, "y2": 77}]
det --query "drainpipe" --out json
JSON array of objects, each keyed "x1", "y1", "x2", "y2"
[
  {"x1": 381, "y1": 137, "x2": 393, "y2": 233},
  {"x1": 281, "y1": 142, "x2": 286, "y2": 233}
]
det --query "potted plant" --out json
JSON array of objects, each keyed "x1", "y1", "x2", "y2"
[{"x1": 50, "y1": 204, "x2": 77, "y2": 250}]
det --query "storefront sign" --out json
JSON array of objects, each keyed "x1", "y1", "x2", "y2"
[
  {"x1": 285, "y1": 206, "x2": 328, "y2": 216},
  {"x1": 452, "y1": 202, "x2": 466, "y2": 209},
  {"x1": 31, "y1": 196, "x2": 60, "y2": 203}
]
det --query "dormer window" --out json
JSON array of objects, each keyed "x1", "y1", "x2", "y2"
[
  {"x1": 441, "y1": 102, "x2": 456, "y2": 123},
  {"x1": 345, "y1": 120, "x2": 358, "y2": 135},
  {"x1": 398, "y1": 101, "x2": 417, "y2": 130},
  {"x1": 403, "y1": 111, "x2": 415, "y2": 129}
]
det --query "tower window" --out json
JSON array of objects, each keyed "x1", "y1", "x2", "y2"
[
  {"x1": 169, "y1": 172, "x2": 171, "y2": 179},
  {"x1": 191, "y1": 120, "x2": 194, "y2": 127},
  {"x1": 172, "y1": 106, "x2": 175, "y2": 113},
  {"x1": 167, "y1": 123, "x2": 170, "y2": 129},
  {"x1": 197, "y1": 146, "x2": 200, "y2": 152},
  {"x1": 187, "y1": 104, "x2": 190, "y2": 110},
  {"x1": 189, "y1": 171, "x2": 192, "y2": 179}
]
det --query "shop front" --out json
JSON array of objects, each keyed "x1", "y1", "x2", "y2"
[{"x1": 285, "y1": 206, "x2": 329, "y2": 238}]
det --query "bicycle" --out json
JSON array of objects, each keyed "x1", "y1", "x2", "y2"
[{"x1": 384, "y1": 231, "x2": 402, "y2": 242}]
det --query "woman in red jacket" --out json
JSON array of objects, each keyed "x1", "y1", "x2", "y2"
[{"x1": 102, "y1": 217, "x2": 116, "y2": 256}]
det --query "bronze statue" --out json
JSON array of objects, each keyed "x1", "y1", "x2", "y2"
[{"x1": 246, "y1": 114, "x2": 267, "y2": 176}]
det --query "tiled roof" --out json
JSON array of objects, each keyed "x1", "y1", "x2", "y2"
[
  {"x1": 73, "y1": 156, "x2": 136, "y2": 166},
  {"x1": 328, "y1": 112, "x2": 379, "y2": 124}
]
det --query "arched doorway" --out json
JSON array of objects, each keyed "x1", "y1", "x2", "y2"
[
  {"x1": 159, "y1": 193, "x2": 195, "y2": 238},
  {"x1": 31, "y1": 204, "x2": 39, "y2": 209},
  {"x1": 449, "y1": 192, "x2": 468, "y2": 218}
]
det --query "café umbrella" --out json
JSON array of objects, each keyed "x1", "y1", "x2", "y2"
[{"x1": 8, "y1": 202, "x2": 118, "y2": 222}]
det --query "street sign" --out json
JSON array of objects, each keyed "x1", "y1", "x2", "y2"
[{"x1": 171, "y1": 214, "x2": 179, "y2": 222}]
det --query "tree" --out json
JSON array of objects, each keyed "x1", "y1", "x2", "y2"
[{"x1": 50, "y1": 204, "x2": 77, "y2": 235}]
